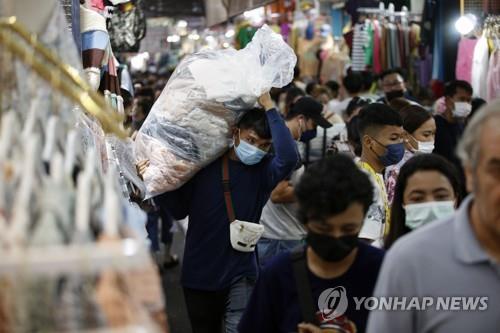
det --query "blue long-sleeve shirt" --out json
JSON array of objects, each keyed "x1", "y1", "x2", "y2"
[{"x1": 156, "y1": 108, "x2": 298, "y2": 291}]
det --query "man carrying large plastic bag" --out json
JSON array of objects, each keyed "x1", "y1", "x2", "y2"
[
  {"x1": 134, "y1": 25, "x2": 297, "y2": 198},
  {"x1": 136, "y1": 26, "x2": 299, "y2": 332}
]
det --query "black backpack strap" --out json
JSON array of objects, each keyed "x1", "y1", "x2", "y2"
[
  {"x1": 322, "y1": 128, "x2": 327, "y2": 159},
  {"x1": 291, "y1": 247, "x2": 318, "y2": 325}
]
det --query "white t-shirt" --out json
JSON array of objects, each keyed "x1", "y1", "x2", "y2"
[
  {"x1": 260, "y1": 166, "x2": 306, "y2": 240},
  {"x1": 357, "y1": 162, "x2": 387, "y2": 248}
]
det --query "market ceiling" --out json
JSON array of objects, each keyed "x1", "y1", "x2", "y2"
[{"x1": 143, "y1": 0, "x2": 205, "y2": 17}]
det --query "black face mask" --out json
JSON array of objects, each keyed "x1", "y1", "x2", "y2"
[
  {"x1": 385, "y1": 90, "x2": 405, "y2": 102},
  {"x1": 306, "y1": 232, "x2": 358, "y2": 262}
]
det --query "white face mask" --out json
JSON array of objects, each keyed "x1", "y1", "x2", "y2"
[
  {"x1": 404, "y1": 201, "x2": 455, "y2": 230},
  {"x1": 410, "y1": 135, "x2": 434, "y2": 154},
  {"x1": 416, "y1": 140, "x2": 435, "y2": 154},
  {"x1": 452, "y1": 102, "x2": 472, "y2": 118}
]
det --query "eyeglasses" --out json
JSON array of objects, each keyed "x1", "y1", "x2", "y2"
[{"x1": 383, "y1": 81, "x2": 404, "y2": 88}]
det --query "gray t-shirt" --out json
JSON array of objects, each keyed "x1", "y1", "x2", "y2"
[
  {"x1": 366, "y1": 196, "x2": 500, "y2": 333},
  {"x1": 260, "y1": 166, "x2": 306, "y2": 240}
]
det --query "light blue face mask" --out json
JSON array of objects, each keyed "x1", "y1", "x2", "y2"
[
  {"x1": 404, "y1": 201, "x2": 455, "y2": 230},
  {"x1": 234, "y1": 132, "x2": 267, "y2": 165}
]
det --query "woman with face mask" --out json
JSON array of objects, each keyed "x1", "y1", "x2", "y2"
[
  {"x1": 384, "y1": 154, "x2": 463, "y2": 250},
  {"x1": 239, "y1": 155, "x2": 385, "y2": 333},
  {"x1": 385, "y1": 105, "x2": 436, "y2": 204}
]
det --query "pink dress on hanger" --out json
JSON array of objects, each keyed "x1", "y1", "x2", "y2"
[{"x1": 455, "y1": 37, "x2": 478, "y2": 84}]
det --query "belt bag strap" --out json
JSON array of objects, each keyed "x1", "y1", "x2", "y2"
[{"x1": 222, "y1": 154, "x2": 236, "y2": 223}]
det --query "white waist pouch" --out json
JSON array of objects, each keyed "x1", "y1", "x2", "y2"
[{"x1": 229, "y1": 220, "x2": 265, "y2": 253}]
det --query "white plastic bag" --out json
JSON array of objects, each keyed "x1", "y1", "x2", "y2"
[{"x1": 134, "y1": 25, "x2": 297, "y2": 198}]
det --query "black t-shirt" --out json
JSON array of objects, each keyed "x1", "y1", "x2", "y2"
[{"x1": 238, "y1": 242, "x2": 385, "y2": 333}]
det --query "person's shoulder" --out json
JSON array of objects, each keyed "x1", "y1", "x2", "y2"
[
  {"x1": 357, "y1": 242, "x2": 385, "y2": 265},
  {"x1": 386, "y1": 217, "x2": 453, "y2": 262},
  {"x1": 434, "y1": 114, "x2": 449, "y2": 126},
  {"x1": 261, "y1": 248, "x2": 298, "y2": 280}
]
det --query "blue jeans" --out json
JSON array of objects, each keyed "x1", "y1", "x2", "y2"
[
  {"x1": 183, "y1": 276, "x2": 255, "y2": 333},
  {"x1": 257, "y1": 238, "x2": 304, "y2": 268},
  {"x1": 225, "y1": 276, "x2": 255, "y2": 333}
]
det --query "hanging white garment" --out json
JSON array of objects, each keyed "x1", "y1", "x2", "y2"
[{"x1": 471, "y1": 34, "x2": 490, "y2": 100}]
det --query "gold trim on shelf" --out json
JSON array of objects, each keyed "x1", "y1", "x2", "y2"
[{"x1": 0, "y1": 17, "x2": 126, "y2": 138}]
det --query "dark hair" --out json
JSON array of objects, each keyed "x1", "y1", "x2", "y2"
[
  {"x1": 294, "y1": 66, "x2": 301, "y2": 80},
  {"x1": 347, "y1": 115, "x2": 362, "y2": 157},
  {"x1": 306, "y1": 82, "x2": 318, "y2": 95},
  {"x1": 361, "y1": 71, "x2": 374, "y2": 91},
  {"x1": 399, "y1": 105, "x2": 433, "y2": 134},
  {"x1": 342, "y1": 72, "x2": 363, "y2": 95},
  {"x1": 444, "y1": 80, "x2": 473, "y2": 97},
  {"x1": 325, "y1": 81, "x2": 340, "y2": 94},
  {"x1": 135, "y1": 97, "x2": 154, "y2": 117},
  {"x1": 135, "y1": 87, "x2": 155, "y2": 100},
  {"x1": 346, "y1": 97, "x2": 370, "y2": 119},
  {"x1": 311, "y1": 85, "x2": 332, "y2": 100},
  {"x1": 471, "y1": 97, "x2": 486, "y2": 113},
  {"x1": 296, "y1": 155, "x2": 374, "y2": 224},
  {"x1": 379, "y1": 68, "x2": 406, "y2": 81},
  {"x1": 270, "y1": 87, "x2": 283, "y2": 104},
  {"x1": 385, "y1": 154, "x2": 464, "y2": 249},
  {"x1": 467, "y1": 98, "x2": 487, "y2": 124},
  {"x1": 389, "y1": 97, "x2": 412, "y2": 112},
  {"x1": 285, "y1": 88, "x2": 305, "y2": 115},
  {"x1": 237, "y1": 108, "x2": 271, "y2": 139},
  {"x1": 357, "y1": 103, "x2": 403, "y2": 137}
]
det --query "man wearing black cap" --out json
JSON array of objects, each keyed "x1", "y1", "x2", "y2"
[
  {"x1": 286, "y1": 96, "x2": 333, "y2": 134},
  {"x1": 258, "y1": 96, "x2": 332, "y2": 268}
]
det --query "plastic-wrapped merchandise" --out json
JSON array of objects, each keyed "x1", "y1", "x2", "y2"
[{"x1": 135, "y1": 25, "x2": 297, "y2": 198}]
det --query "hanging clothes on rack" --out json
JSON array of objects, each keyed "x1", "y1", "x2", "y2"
[
  {"x1": 487, "y1": 44, "x2": 500, "y2": 101},
  {"x1": 471, "y1": 33, "x2": 490, "y2": 99},
  {"x1": 351, "y1": 20, "x2": 368, "y2": 71},
  {"x1": 0, "y1": 10, "x2": 165, "y2": 332},
  {"x1": 107, "y1": 0, "x2": 147, "y2": 53},
  {"x1": 319, "y1": 40, "x2": 351, "y2": 83},
  {"x1": 455, "y1": 37, "x2": 478, "y2": 84},
  {"x1": 485, "y1": 15, "x2": 500, "y2": 102}
]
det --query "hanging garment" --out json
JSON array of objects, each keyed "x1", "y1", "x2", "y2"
[
  {"x1": 351, "y1": 23, "x2": 368, "y2": 71},
  {"x1": 297, "y1": 37, "x2": 321, "y2": 78},
  {"x1": 455, "y1": 37, "x2": 478, "y2": 84},
  {"x1": 107, "y1": 1, "x2": 146, "y2": 53},
  {"x1": 431, "y1": 0, "x2": 444, "y2": 81},
  {"x1": 397, "y1": 23, "x2": 406, "y2": 68},
  {"x1": 471, "y1": 35, "x2": 490, "y2": 99},
  {"x1": 373, "y1": 20, "x2": 382, "y2": 73},
  {"x1": 81, "y1": 5, "x2": 111, "y2": 91},
  {"x1": 320, "y1": 46, "x2": 351, "y2": 83},
  {"x1": 364, "y1": 21, "x2": 374, "y2": 68},
  {"x1": 487, "y1": 47, "x2": 500, "y2": 102},
  {"x1": 236, "y1": 24, "x2": 257, "y2": 49},
  {"x1": 388, "y1": 22, "x2": 401, "y2": 68},
  {"x1": 380, "y1": 22, "x2": 388, "y2": 71},
  {"x1": 305, "y1": 21, "x2": 315, "y2": 40},
  {"x1": 411, "y1": 0, "x2": 425, "y2": 13}
]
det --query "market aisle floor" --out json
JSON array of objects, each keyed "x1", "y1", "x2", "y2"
[{"x1": 162, "y1": 229, "x2": 192, "y2": 332}]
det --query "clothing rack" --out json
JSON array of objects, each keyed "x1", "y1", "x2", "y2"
[
  {"x1": 357, "y1": 3, "x2": 422, "y2": 21},
  {"x1": 0, "y1": 17, "x2": 126, "y2": 138}
]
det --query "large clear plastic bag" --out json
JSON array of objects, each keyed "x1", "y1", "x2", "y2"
[{"x1": 134, "y1": 25, "x2": 297, "y2": 198}]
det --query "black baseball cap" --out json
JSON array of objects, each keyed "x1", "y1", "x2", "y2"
[{"x1": 288, "y1": 97, "x2": 332, "y2": 128}]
